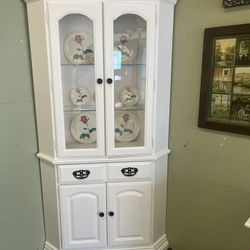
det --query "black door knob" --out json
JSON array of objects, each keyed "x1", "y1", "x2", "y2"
[
  {"x1": 99, "y1": 212, "x2": 105, "y2": 217},
  {"x1": 107, "y1": 78, "x2": 113, "y2": 84},
  {"x1": 97, "y1": 78, "x2": 103, "y2": 84},
  {"x1": 109, "y1": 211, "x2": 114, "y2": 217}
]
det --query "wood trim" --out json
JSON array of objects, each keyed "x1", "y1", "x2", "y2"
[
  {"x1": 25, "y1": 0, "x2": 177, "y2": 5},
  {"x1": 44, "y1": 241, "x2": 58, "y2": 250},
  {"x1": 44, "y1": 234, "x2": 168, "y2": 250},
  {"x1": 198, "y1": 23, "x2": 250, "y2": 135},
  {"x1": 37, "y1": 149, "x2": 170, "y2": 165}
]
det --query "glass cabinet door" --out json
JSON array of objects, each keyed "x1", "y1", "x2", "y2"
[
  {"x1": 104, "y1": 3, "x2": 156, "y2": 156},
  {"x1": 48, "y1": 3, "x2": 105, "y2": 157}
]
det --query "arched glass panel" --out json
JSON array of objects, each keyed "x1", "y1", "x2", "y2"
[
  {"x1": 59, "y1": 14, "x2": 97, "y2": 150},
  {"x1": 113, "y1": 14, "x2": 147, "y2": 148}
]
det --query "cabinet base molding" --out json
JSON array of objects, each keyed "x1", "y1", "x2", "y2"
[
  {"x1": 152, "y1": 234, "x2": 169, "y2": 250},
  {"x1": 44, "y1": 241, "x2": 58, "y2": 250},
  {"x1": 44, "y1": 235, "x2": 168, "y2": 250}
]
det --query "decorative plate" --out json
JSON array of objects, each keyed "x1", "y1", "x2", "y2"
[
  {"x1": 64, "y1": 31, "x2": 94, "y2": 64},
  {"x1": 114, "y1": 112, "x2": 140, "y2": 142},
  {"x1": 70, "y1": 87, "x2": 91, "y2": 106},
  {"x1": 114, "y1": 34, "x2": 138, "y2": 64},
  {"x1": 119, "y1": 87, "x2": 140, "y2": 106},
  {"x1": 70, "y1": 113, "x2": 96, "y2": 144}
]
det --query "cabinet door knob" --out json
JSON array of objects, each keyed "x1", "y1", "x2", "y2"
[
  {"x1": 99, "y1": 212, "x2": 105, "y2": 217},
  {"x1": 107, "y1": 78, "x2": 113, "y2": 84},
  {"x1": 109, "y1": 211, "x2": 114, "y2": 217},
  {"x1": 97, "y1": 78, "x2": 103, "y2": 84}
]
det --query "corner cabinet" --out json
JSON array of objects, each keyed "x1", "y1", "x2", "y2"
[{"x1": 24, "y1": 0, "x2": 177, "y2": 250}]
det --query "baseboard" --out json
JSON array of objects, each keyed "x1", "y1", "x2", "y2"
[{"x1": 44, "y1": 235, "x2": 169, "y2": 250}]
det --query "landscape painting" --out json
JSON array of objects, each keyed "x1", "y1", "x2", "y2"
[
  {"x1": 210, "y1": 94, "x2": 231, "y2": 120},
  {"x1": 236, "y1": 39, "x2": 250, "y2": 65},
  {"x1": 231, "y1": 95, "x2": 250, "y2": 122},
  {"x1": 233, "y1": 67, "x2": 250, "y2": 94},
  {"x1": 212, "y1": 68, "x2": 233, "y2": 93},
  {"x1": 214, "y1": 38, "x2": 236, "y2": 67}
]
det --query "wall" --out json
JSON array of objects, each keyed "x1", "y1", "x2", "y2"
[
  {"x1": 0, "y1": 0, "x2": 45, "y2": 250},
  {"x1": 167, "y1": 0, "x2": 250, "y2": 249}
]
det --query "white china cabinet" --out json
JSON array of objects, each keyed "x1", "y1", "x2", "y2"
[{"x1": 24, "y1": 0, "x2": 177, "y2": 249}]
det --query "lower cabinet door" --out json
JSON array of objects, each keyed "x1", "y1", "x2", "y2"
[
  {"x1": 107, "y1": 181, "x2": 152, "y2": 247},
  {"x1": 60, "y1": 184, "x2": 107, "y2": 249}
]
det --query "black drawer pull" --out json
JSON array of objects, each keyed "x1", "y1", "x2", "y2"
[
  {"x1": 121, "y1": 167, "x2": 138, "y2": 177},
  {"x1": 72, "y1": 170, "x2": 90, "y2": 179}
]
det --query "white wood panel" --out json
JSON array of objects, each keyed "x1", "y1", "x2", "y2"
[
  {"x1": 40, "y1": 161, "x2": 60, "y2": 249},
  {"x1": 104, "y1": 2, "x2": 156, "y2": 157},
  {"x1": 108, "y1": 162, "x2": 153, "y2": 181},
  {"x1": 26, "y1": 0, "x2": 55, "y2": 157},
  {"x1": 153, "y1": 1, "x2": 175, "y2": 154},
  {"x1": 107, "y1": 182, "x2": 152, "y2": 246},
  {"x1": 58, "y1": 164, "x2": 106, "y2": 184},
  {"x1": 152, "y1": 155, "x2": 168, "y2": 242},
  {"x1": 60, "y1": 184, "x2": 107, "y2": 249},
  {"x1": 47, "y1": 1, "x2": 105, "y2": 158}
]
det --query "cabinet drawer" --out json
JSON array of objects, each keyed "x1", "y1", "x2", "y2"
[
  {"x1": 58, "y1": 164, "x2": 106, "y2": 184},
  {"x1": 108, "y1": 162, "x2": 153, "y2": 180}
]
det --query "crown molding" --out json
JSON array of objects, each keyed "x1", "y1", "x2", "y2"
[{"x1": 24, "y1": 0, "x2": 177, "y2": 5}]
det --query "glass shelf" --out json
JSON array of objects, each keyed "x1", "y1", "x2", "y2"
[
  {"x1": 64, "y1": 105, "x2": 145, "y2": 112},
  {"x1": 61, "y1": 63, "x2": 146, "y2": 67},
  {"x1": 64, "y1": 105, "x2": 96, "y2": 112},
  {"x1": 114, "y1": 104, "x2": 145, "y2": 111},
  {"x1": 120, "y1": 64, "x2": 146, "y2": 66},
  {"x1": 61, "y1": 63, "x2": 95, "y2": 66}
]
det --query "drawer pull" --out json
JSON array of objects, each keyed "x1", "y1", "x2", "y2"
[
  {"x1": 72, "y1": 170, "x2": 90, "y2": 179},
  {"x1": 121, "y1": 167, "x2": 138, "y2": 177}
]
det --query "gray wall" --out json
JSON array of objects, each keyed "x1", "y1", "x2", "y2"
[
  {"x1": 0, "y1": 0, "x2": 45, "y2": 249},
  {"x1": 1, "y1": 0, "x2": 250, "y2": 250},
  {"x1": 167, "y1": 0, "x2": 250, "y2": 249}
]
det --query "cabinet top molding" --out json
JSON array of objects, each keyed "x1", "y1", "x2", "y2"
[{"x1": 24, "y1": 0, "x2": 177, "y2": 5}]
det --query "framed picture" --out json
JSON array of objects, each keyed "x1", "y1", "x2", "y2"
[
  {"x1": 223, "y1": 0, "x2": 250, "y2": 8},
  {"x1": 198, "y1": 23, "x2": 250, "y2": 135}
]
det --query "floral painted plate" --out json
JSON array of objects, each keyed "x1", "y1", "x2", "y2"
[
  {"x1": 70, "y1": 87, "x2": 91, "y2": 106},
  {"x1": 114, "y1": 34, "x2": 138, "y2": 64},
  {"x1": 70, "y1": 113, "x2": 96, "y2": 144},
  {"x1": 114, "y1": 112, "x2": 140, "y2": 142},
  {"x1": 64, "y1": 31, "x2": 94, "y2": 64},
  {"x1": 119, "y1": 87, "x2": 140, "y2": 106}
]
